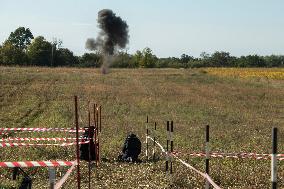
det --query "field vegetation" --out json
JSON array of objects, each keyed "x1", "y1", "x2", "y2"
[{"x1": 0, "y1": 67, "x2": 283, "y2": 188}]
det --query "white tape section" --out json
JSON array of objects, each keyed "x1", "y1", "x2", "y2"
[{"x1": 147, "y1": 136, "x2": 222, "y2": 189}]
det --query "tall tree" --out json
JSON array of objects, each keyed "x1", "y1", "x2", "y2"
[
  {"x1": 7, "y1": 27, "x2": 34, "y2": 50},
  {"x1": 0, "y1": 41, "x2": 28, "y2": 65},
  {"x1": 54, "y1": 48, "x2": 79, "y2": 66},
  {"x1": 139, "y1": 47, "x2": 157, "y2": 68},
  {"x1": 27, "y1": 36, "x2": 52, "y2": 66}
]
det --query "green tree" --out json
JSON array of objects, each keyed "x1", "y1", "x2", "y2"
[
  {"x1": 79, "y1": 53, "x2": 102, "y2": 67},
  {"x1": 54, "y1": 48, "x2": 79, "y2": 67},
  {"x1": 7, "y1": 27, "x2": 34, "y2": 50},
  {"x1": 0, "y1": 45, "x2": 2, "y2": 64},
  {"x1": 139, "y1": 47, "x2": 157, "y2": 68},
  {"x1": 264, "y1": 55, "x2": 284, "y2": 67},
  {"x1": 27, "y1": 36, "x2": 52, "y2": 66},
  {"x1": 0, "y1": 41, "x2": 28, "y2": 65},
  {"x1": 180, "y1": 54, "x2": 194, "y2": 68},
  {"x1": 236, "y1": 55, "x2": 265, "y2": 67},
  {"x1": 210, "y1": 51, "x2": 234, "y2": 67}
]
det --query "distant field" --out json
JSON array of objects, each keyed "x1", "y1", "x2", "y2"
[
  {"x1": 205, "y1": 67, "x2": 284, "y2": 80},
  {"x1": 0, "y1": 67, "x2": 283, "y2": 188}
]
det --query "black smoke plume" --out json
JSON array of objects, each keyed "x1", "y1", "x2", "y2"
[{"x1": 86, "y1": 9, "x2": 129, "y2": 73}]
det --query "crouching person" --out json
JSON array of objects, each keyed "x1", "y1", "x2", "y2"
[{"x1": 118, "y1": 133, "x2": 141, "y2": 163}]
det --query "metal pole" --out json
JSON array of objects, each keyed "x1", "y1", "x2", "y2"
[
  {"x1": 166, "y1": 121, "x2": 169, "y2": 172},
  {"x1": 74, "y1": 96, "x2": 81, "y2": 189},
  {"x1": 146, "y1": 116, "x2": 149, "y2": 160},
  {"x1": 96, "y1": 106, "x2": 98, "y2": 129},
  {"x1": 205, "y1": 125, "x2": 210, "y2": 189},
  {"x1": 170, "y1": 121, "x2": 173, "y2": 175},
  {"x1": 94, "y1": 126, "x2": 98, "y2": 167},
  {"x1": 88, "y1": 106, "x2": 91, "y2": 189},
  {"x1": 96, "y1": 106, "x2": 100, "y2": 164},
  {"x1": 99, "y1": 106, "x2": 102, "y2": 133},
  {"x1": 48, "y1": 167, "x2": 56, "y2": 189},
  {"x1": 94, "y1": 104, "x2": 96, "y2": 127},
  {"x1": 153, "y1": 122, "x2": 157, "y2": 161},
  {"x1": 272, "y1": 127, "x2": 278, "y2": 189},
  {"x1": 94, "y1": 102, "x2": 97, "y2": 122}
]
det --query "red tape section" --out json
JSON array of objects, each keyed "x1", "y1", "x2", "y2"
[
  {"x1": 0, "y1": 137, "x2": 90, "y2": 142},
  {"x1": 0, "y1": 161, "x2": 76, "y2": 167},
  {"x1": 0, "y1": 141, "x2": 90, "y2": 147},
  {"x1": 0, "y1": 127, "x2": 85, "y2": 133}
]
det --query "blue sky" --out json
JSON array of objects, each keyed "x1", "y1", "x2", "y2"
[{"x1": 0, "y1": 0, "x2": 284, "y2": 57}]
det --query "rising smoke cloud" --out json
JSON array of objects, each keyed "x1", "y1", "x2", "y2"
[{"x1": 86, "y1": 9, "x2": 129, "y2": 73}]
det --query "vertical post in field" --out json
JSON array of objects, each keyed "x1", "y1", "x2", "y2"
[
  {"x1": 146, "y1": 116, "x2": 149, "y2": 160},
  {"x1": 74, "y1": 96, "x2": 81, "y2": 189},
  {"x1": 99, "y1": 106, "x2": 102, "y2": 133},
  {"x1": 166, "y1": 121, "x2": 169, "y2": 173},
  {"x1": 205, "y1": 125, "x2": 210, "y2": 189},
  {"x1": 88, "y1": 105, "x2": 91, "y2": 189},
  {"x1": 96, "y1": 105, "x2": 100, "y2": 165},
  {"x1": 170, "y1": 121, "x2": 173, "y2": 174},
  {"x1": 153, "y1": 122, "x2": 157, "y2": 161},
  {"x1": 271, "y1": 127, "x2": 278, "y2": 189},
  {"x1": 96, "y1": 106, "x2": 99, "y2": 130},
  {"x1": 94, "y1": 104, "x2": 97, "y2": 127},
  {"x1": 48, "y1": 167, "x2": 55, "y2": 189}
]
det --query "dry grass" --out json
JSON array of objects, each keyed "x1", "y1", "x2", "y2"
[{"x1": 0, "y1": 67, "x2": 283, "y2": 188}]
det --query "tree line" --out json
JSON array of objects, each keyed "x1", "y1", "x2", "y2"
[{"x1": 0, "y1": 27, "x2": 283, "y2": 68}]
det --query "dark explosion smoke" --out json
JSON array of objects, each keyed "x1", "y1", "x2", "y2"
[{"x1": 86, "y1": 9, "x2": 129, "y2": 73}]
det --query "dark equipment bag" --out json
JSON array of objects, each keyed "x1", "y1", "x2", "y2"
[
  {"x1": 79, "y1": 126, "x2": 97, "y2": 161},
  {"x1": 118, "y1": 133, "x2": 141, "y2": 162}
]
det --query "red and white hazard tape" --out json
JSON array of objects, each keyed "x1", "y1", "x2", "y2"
[
  {"x1": 0, "y1": 140, "x2": 89, "y2": 148},
  {"x1": 0, "y1": 160, "x2": 76, "y2": 167},
  {"x1": 0, "y1": 127, "x2": 85, "y2": 133},
  {"x1": 173, "y1": 152, "x2": 284, "y2": 161},
  {"x1": 0, "y1": 137, "x2": 86, "y2": 142}
]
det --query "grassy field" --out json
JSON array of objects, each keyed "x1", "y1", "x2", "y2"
[{"x1": 0, "y1": 66, "x2": 283, "y2": 188}]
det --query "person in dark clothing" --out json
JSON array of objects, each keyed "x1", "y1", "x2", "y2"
[{"x1": 118, "y1": 133, "x2": 141, "y2": 162}]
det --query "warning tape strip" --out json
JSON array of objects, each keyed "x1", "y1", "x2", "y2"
[
  {"x1": 0, "y1": 128, "x2": 85, "y2": 133},
  {"x1": 54, "y1": 161, "x2": 77, "y2": 189},
  {"x1": 147, "y1": 136, "x2": 221, "y2": 189},
  {"x1": 0, "y1": 161, "x2": 77, "y2": 167},
  {"x1": 172, "y1": 152, "x2": 284, "y2": 161},
  {"x1": 0, "y1": 137, "x2": 90, "y2": 142},
  {"x1": 0, "y1": 140, "x2": 89, "y2": 147}
]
